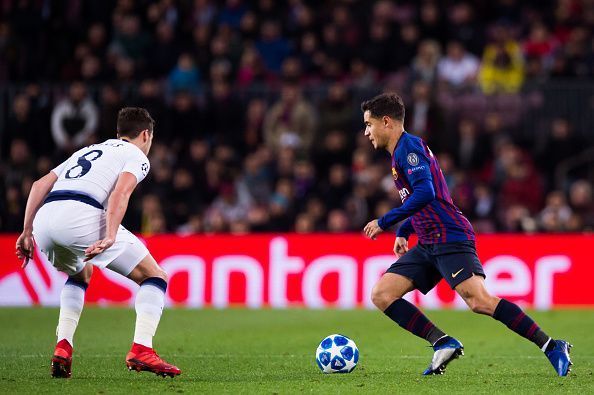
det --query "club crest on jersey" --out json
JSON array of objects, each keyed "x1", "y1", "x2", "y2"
[
  {"x1": 392, "y1": 167, "x2": 398, "y2": 180},
  {"x1": 407, "y1": 153, "x2": 419, "y2": 166},
  {"x1": 141, "y1": 163, "x2": 149, "y2": 175}
]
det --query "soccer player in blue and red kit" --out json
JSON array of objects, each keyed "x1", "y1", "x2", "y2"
[{"x1": 361, "y1": 93, "x2": 572, "y2": 376}]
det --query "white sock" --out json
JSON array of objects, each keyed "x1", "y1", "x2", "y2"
[
  {"x1": 56, "y1": 283, "x2": 85, "y2": 346},
  {"x1": 133, "y1": 283, "x2": 165, "y2": 348},
  {"x1": 541, "y1": 337, "x2": 553, "y2": 352}
]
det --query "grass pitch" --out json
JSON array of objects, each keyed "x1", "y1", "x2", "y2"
[{"x1": 0, "y1": 308, "x2": 592, "y2": 394}]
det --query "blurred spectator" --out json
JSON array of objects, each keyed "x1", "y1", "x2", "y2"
[
  {"x1": 167, "y1": 53, "x2": 202, "y2": 96},
  {"x1": 242, "y1": 99, "x2": 267, "y2": 152},
  {"x1": 363, "y1": 22, "x2": 394, "y2": 74},
  {"x1": 255, "y1": 20, "x2": 291, "y2": 74},
  {"x1": 322, "y1": 164, "x2": 352, "y2": 210},
  {"x1": 313, "y1": 130, "x2": 352, "y2": 177},
  {"x1": 418, "y1": 1, "x2": 447, "y2": 44},
  {"x1": 437, "y1": 41, "x2": 480, "y2": 90},
  {"x1": 538, "y1": 190, "x2": 572, "y2": 232},
  {"x1": 167, "y1": 91, "x2": 202, "y2": 147},
  {"x1": 523, "y1": 23, "x2": 557, "y2": 65},
  {"x1": 238, "y1": 151, "x2": 273, "y2": 205},
  {"x1": 327, "y1": 209, "x2": 350, "y2": 233},
  {"x1": 141, "y1": 194, "x2": 168, "y2": 235},
  {"x1": 109, "y1": 14, "x2": 150, "y2": 62},
  {"x1": 568, "y1": 180, "x2": 594, "y2": 229},
  {"x1": 177, "y1": 213, "x2": 204, "y2": 236},
  {"x1": 447, "y1": 2, "x2": 483, "y2": 55},
  {"x1": 501, "y1": 204, "x2": 536, "y2": 232},
  {"x1": 206, "y1": 180, "x2": 253, "y2": 229},
  {"x1": 267, "y1": 178, "x2": 296, "y2": 231},
  {"x1": 471, "y1": 183, "x2": 496, "y2": 232},
  {"x1": 405, "y1": 80, "x2": 445, "y2": 152},
  {"x1": 190, "y1": 0, "x2": 217, "y2": 27},
  {"x1": 496, "y1": 143, "x2": 543, "y2": 214},
  {"x1": 237, "y1": 46, "x2": 267, "y2": 87},
  {"x1": 97, "y1": 85, "x2": 123, "y2": 141},
  {"x1": 452, "y1": 118, "x2": 488, "y2": 171},
  {"x1": 295, "y1": 212, "x2": 316, "y2": 233},
  {"x1": 2, "y1": 94, "x2": 45, "y2": 158},
  {"x1": 203, "y1": 80, "x2": 244, "y2": 147},
  {"x1": 50, "y1": 82, "x2": 98, "y2": 155},
  {"x1": 392, "y1": 22, "x2": 420, "y2": 71},
  {"x1": 536, "y1": 118, "x2": 584, "y2": 183},
  {"x1": 349, "y1": 58, "x2": 377, "y2": 89},
  {"x1": 478, "y1": 25, "x2": 524, "y2": 94},
  {"x1": 318, "y1": 83, "x2": 353, "y2": 134},
  {"x1": 170, "y1": 168, "x2": 201, "y2": 228},
  {"x1": 263, "y1": 82, "x2": 317, "y2": 155},
  {"x1": 149, "y1": 21, "x2": 181, "y2": 78},
  {"x1": 219, "y1": 0, "x2": 248, "y2": 29},
  {"x1": 411, "y1": 39, "x2": 441, "y2": 84},
  {"x1": 3, "y1": 139, "x2": 36, "y2": 188}
]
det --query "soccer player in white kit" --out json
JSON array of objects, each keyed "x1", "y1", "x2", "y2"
[{"x1": 15, "y1": 107, "x2": 181, "y2": 378}]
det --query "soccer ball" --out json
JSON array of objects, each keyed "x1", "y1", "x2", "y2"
[{"x1": 315, "y1": 334, "x2": 359, "y2": 374}]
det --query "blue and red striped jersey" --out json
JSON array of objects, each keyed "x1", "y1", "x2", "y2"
[{"x1": 388, "y1": 132, "x2": 475, "y2": 244}]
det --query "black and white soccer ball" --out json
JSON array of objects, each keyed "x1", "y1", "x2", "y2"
[{"x1": 315, "y1": 334, "x2": 359, "y2": 373}]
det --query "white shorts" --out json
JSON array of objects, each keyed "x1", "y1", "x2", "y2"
[{"x1": 33, "y1": 200, "x2": 149, "y2": 276}]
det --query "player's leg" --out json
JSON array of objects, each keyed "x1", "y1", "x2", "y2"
[
  {"x1": 455, "y1": 275, "x2": 573, "y2": 376},
  {"x1": 126, "y1": 254, "x2": 168, "y2": 350},
  {"x1": 51, "y1": 263, "x2": 93, "y2": 378},
  {"x1": 371, "y1": 273, "x2": 448, "y2": 346},
  {"x1": 56, "y1": 263, "x2": 93, "y2": 348},
  {"x1": 106, "y1": 245, "x2": 180, "y2": 377},
  {"x1": 373, "y1": 246, "x2": 464, "y2": 375}
]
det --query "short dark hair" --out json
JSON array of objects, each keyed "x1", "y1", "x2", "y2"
[
  {"x1": 116, "y1": 107, "x2": 155, "y2": 138},
  {"x1": 361, "y1": 93, "x2": 405, "y2": 121}
]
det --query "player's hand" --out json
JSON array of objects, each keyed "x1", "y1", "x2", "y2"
[
  {"x1": 364, "y1": 219, "x2": 383, "y2": 240},
  {"x1": 16, "y1": 232, "x2": 34, "y2": 268},
  {"x1": 84, "y1": 238, "x2": 115, "y2": 261},
  {"x1": 394, "y1": 237, "x2": 409, "y2": 258}
]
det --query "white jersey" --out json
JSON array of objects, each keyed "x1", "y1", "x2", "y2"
[{"x1": 51, "y1": 139, "x2": 150, "y2": 206}]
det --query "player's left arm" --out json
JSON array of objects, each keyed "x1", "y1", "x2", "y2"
[
  {"x1": 364, "y1": 178, "x2": 435, "y2": 239},
  {"x1": 84, "y1": 172, "x2": 138, "y2": 261},
  {"x1": 364, "y1": 144, "x2": 435, "y2": 239},
  {"x1": 16, "y1": 171, "x2": 59, "y2": 267}
]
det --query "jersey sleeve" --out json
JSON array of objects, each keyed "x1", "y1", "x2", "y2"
[
  {"x1": 398, "y1": 138, "x2": 432, "y2": 184},
  {"x1": 51, "y1": 160, "x2": 67, "y2": 177},
  {"x1": 121, "y1": 148, "x2": 150, "y2": 184}
]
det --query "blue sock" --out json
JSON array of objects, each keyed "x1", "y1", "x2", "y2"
[
  {"x1": 384, "y1": 299, "x2": 446, "y2": 345},
  {"x1": 493, "y1": 299, "x2": 551, "y2": 350}
]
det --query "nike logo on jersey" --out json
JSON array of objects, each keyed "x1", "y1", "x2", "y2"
[{"x1": 451, "y1": 268, "x2": 464, "y2": 278}]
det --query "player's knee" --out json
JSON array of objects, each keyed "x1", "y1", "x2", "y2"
[
  {"x1": 156, "y1": 268, "x2": 168, "y2": 283},
  {"x1": 371, "y1": 285, "x2": 399, "y2": 311},
  {"x1": 143, "y1": 267, "x2": 168, "y2": 283},
  {"x1": 71, "y1": 264, "x2": 93, "y2": 284},
  {"x1": 466, "y1": 295, "x2": 497, "y2": 315}
]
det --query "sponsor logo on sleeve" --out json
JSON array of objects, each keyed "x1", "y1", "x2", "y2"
[{"x1": 407, "y1": 153, "x2": 419, "y2": 166}]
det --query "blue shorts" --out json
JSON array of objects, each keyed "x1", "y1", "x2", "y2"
[{"x1": 386, "y1": 240, "x2": 485, "y2": 294}]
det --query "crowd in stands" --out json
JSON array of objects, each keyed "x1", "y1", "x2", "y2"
[{"x1": 1, "y1": 0, "x2": 594, "y2": 235}]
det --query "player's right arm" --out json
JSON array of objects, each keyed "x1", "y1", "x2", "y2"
[
  {"x1": 394, "y1": 237, "x2": 408, "y2": 258},
  {"x1": 394, "y1": 217, "x2": 414, "y2": 257},
  {"x1": 84, "y1": 172, "x2": 138, "y2": 260},
  {"x1": 16, "y1": 171, "x2": 59, "y2": 267}
]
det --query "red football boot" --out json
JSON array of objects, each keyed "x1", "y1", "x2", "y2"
[
  {"x1": 126, "y1": 343, "x2": 181, "y2": 378},
  {"x1": 51, "y1": 339, "x2": 73, "y2": 378}
]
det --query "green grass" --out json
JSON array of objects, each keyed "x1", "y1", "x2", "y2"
[{"x1": 0, "y1": 308, "x2": 592, "y2": 394}]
